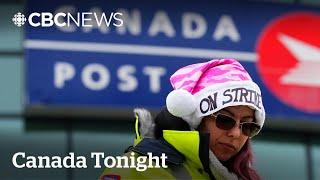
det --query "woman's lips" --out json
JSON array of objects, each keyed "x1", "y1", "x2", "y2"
[{"x1": 219, "y1": 142, "x2": 236, "y2": 151}]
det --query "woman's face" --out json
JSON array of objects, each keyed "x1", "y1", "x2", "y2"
[{"x1": 200, "y1": 105, "x2": 254, "y2": 161}]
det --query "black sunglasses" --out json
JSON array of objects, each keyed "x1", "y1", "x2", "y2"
[{"x1": 210, "y1": 113, "x2": 261, "y2": 138}]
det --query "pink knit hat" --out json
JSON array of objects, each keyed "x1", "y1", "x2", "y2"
[{"x1": 166, "y1": 59, "x2": 265, "y2": 131}]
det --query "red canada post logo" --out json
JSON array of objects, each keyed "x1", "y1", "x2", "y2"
[{"x1": 256, "y1": 12, "x2": 320, "y2": 113}]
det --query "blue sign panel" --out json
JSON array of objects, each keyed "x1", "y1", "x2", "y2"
[{"x1": 25, "y1": 0, "x2": 320, "y2": 120}]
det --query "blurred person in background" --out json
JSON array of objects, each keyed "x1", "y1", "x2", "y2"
[{"x1": 100, "y1": 59, "x2": 265, "y2": 180}]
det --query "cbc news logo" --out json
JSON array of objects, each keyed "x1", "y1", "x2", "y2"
[
  {"x1": 12, "y1": 11, "x2": 123, "y2": 27},
  {"x1": 12, "y1": 12, "x2": 27, "y2": 27}
]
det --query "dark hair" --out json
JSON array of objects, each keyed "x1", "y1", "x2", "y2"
[
  {"x1": 154, "y1": 107, "x2": 190, "y2": 139},
  {"x1": 223, "y1": 140, "x2": 260, "y2": 180}
]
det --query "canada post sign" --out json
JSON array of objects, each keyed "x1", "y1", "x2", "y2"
[{"x1": 25, "y1": 0, "x2": 320, "y2": 119}]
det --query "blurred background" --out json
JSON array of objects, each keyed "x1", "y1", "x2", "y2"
[{"x1": 1, "y1": 0, "x2": 320, "y2": 179}]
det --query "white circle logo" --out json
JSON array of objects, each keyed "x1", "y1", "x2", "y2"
[{"x1": 12, "y1": 12, "x2": 27, "y2": 27}]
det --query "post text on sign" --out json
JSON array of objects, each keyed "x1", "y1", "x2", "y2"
[{"x1": 54, "y1": 62, "x2": 167, "y2": 93}]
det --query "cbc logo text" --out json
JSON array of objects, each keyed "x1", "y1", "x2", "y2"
[{"x1": 12, "y1": 12, "x2": 123, "y2": 28}]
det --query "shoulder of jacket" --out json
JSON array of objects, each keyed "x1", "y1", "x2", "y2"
[{"x1": 132, "y1": 138, "x2": 185, "y2": 165}]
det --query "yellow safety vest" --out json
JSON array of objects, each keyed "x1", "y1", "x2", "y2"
[{"x1": 99, "y1": 130, "x2": 212, "y2": 180}]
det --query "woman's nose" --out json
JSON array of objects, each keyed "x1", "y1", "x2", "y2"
[{"x1": 226, "y1": 124, "x2": 242, "y2": 138}]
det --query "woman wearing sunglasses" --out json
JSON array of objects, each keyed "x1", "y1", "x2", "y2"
[{"x1": 100, "y1": 59, "x2": 265, "y2": 180}]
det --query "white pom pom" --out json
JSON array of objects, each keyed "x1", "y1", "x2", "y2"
[{"x1": 166, "y1": 89, "x2": 197, "y2": 118}]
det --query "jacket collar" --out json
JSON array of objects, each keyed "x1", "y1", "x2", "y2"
[
  {"x1": 132, "y1": 137, "x2": 184, "y2": 165},
  {"x1": 132, "y1": 130, "x2": 203, "y2": 167},
  {"x1": 133, "y1": 130, "x2": 217, "y2": 179},
  {"x1": 162, "y1": 130, "x2": 203, "y2": 169}
]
